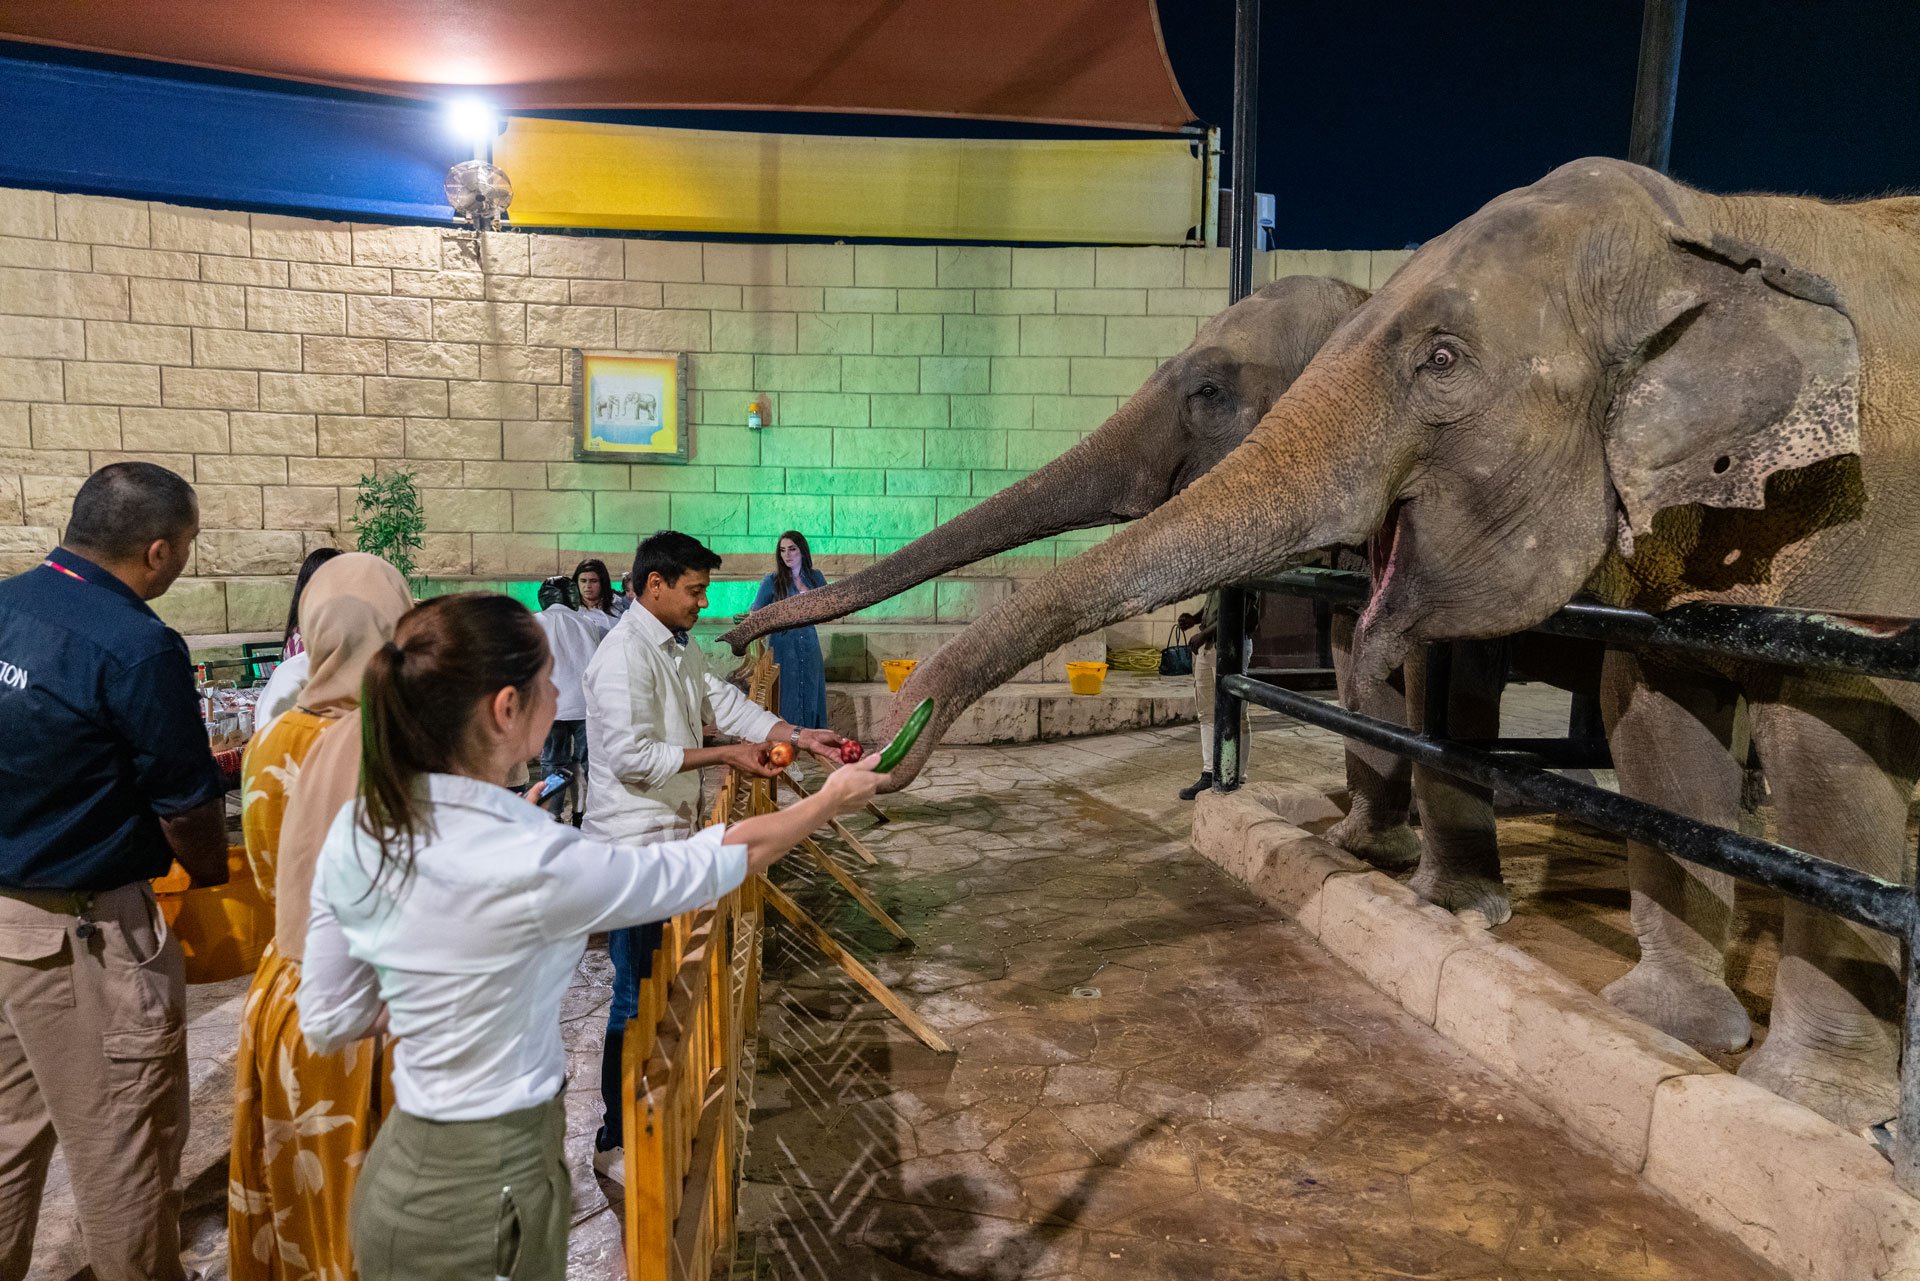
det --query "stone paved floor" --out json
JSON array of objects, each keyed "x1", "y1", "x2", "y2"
[
  {"x1": 42, "y1": 685, "x2": 1792, "y2": 1280},
  {"x1": 732, "y1": 706, "x2": 1785, "y2": 1280}
]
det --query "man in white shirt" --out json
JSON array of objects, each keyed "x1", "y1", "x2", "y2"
[
  {"x1": 532, "y1": 576, "x2": 604, "y2": 823},
  {"x1": 582, "y1": 531, "x2": 845, "y2": 1182}
]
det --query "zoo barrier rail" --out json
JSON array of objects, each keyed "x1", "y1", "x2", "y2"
[
  {"x1": 619, "y1": 654, "x2": 776, "y2": 1281},
  {"x1": 1211, "y1": 566, "x2": 1920, "y2": 1194}
]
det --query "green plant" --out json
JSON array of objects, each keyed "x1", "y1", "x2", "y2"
[{"x1": 351, "y1": 469, "x2": 425, "y2": 579}]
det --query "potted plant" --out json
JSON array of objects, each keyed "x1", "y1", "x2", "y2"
[{"x1": 351, "y1": 469, "x2": 425, "y2": 580}]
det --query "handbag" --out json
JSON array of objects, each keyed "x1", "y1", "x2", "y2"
[
  {"x1": 151, "y1": 846, "x2": 272, "y2": 984},
  {"x1": 1158, "y1": 623, "x2": 1194, "y2": 677}
]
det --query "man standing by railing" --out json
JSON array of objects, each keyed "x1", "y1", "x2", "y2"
[{"x1": 580, "y1": 530, "x2": 846, "y2": 1184}]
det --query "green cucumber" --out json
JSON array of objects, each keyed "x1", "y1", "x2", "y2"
[{"x1": 877, "y1": 698, "x2": 935, "y2": 772}]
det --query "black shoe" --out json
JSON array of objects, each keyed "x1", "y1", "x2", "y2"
[{"x1": 1178, "y1": 772, "x2": 1214, "y2": 801}]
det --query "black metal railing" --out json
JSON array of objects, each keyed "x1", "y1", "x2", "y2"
[{"x1": 1212, "y1": 566, "x2": 1920, "y2": 1194}]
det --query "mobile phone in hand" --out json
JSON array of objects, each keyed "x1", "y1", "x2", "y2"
[{"x1": 540, "y1": 768, "x2": 573, "y2": 795}]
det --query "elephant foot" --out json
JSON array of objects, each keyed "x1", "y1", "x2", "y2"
[
  {"x1": 1602, "y1": 961, "x2": 1752, "y2": 1053},
  {"x1": 1324, "y1": 812, "x2": 1421, "y2": 872},
  {"x1": 1406, "y1": 863, "x2": 1512, "y2": 927},
  {"x1": 1738, "y1": 1038, "x2": 1899, "y2": 1131}
]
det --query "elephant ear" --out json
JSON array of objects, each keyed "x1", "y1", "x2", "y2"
[{"x1": 1604, "y1": 228, "x2": 1860, "y2": 547}]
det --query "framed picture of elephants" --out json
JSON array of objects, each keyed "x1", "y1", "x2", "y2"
[{"x1": 570, "y1": 350, "x2": 691, "y2": 464}]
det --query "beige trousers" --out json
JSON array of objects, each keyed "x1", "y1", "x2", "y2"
[
  {"x1": 1193, "y1": 645, "x2": 1250, "y2": 775},
  {"x1": 0, "y1": 881, "x2": 188, "y2": 1281}
]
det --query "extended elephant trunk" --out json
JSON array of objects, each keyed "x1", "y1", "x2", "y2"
[
  {"x1": 721, "y1": 400, "x2": 1165, "y2": 653},
  {"x1": 875, "y1": 369, "x2": 1392, "y2": 790}
]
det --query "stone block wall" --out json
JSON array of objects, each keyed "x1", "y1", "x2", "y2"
[{"x1": 0, "y1": 186, "x2": 1412, "y2": 635}]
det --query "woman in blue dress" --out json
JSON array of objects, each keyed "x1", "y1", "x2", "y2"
[{"x1": 749, "y1": 530, "x2": 829, "y2": 729}]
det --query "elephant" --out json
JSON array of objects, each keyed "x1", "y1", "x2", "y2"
[
  {"x1": 721, "y1": 274, "x2": 1594, "y2": 926},
  {"x1": 877, "y1": 156, "x2": 1920, "y2": 1130}
]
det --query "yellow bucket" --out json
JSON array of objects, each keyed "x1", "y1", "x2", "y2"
[
  {"x1": 152, "y1": 846, "x2": 271, "y2": 985},
  {"x1": 1066, "y1": 661, "x2": 1108, "y2": 695},
  {"x1": 882, "y1": 658, "x2": 918, "y2": 693}
]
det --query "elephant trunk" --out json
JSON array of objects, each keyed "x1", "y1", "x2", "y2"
[
  {"x1": 720, "y1": 397, "x2": 1168, "y2": 652},
  {"x1": 876, "y1": 365, "x2": 1392, "y2": 789}
]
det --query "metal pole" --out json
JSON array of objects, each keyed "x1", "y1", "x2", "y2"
[
  {"x1": 1627, "y1": 0, "x2": 1686, "y2": 172},
  {"x1": 1212, "y1": 0, "x2": 1260, "y2": 791}
]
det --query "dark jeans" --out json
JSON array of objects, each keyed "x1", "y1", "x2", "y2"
[
  {"x1": 596, "y1": 921, "x2": 663, "y2": 1152},
  {"x1": 538, "y1": 719, "x2": 586, "y2": 819}
]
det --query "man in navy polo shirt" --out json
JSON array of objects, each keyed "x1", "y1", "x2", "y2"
[{"x1": 0, "y1": 462, "x2": 228, "y2": 1281}]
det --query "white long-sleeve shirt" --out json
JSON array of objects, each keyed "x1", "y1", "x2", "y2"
[
  {"x1": 298, "y1": 772, "x2": 747, "y2": 1121},
  {"x1": 581, "y1": 604, "x2": 780, "y2": 845},
  {"x1": 533, "y1": 604, "x2": 604, "y2": 721}
]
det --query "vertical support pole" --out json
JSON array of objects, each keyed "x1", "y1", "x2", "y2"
[
  {"x1": 1202, "y1": 126, "x2": 1223, "y2": 248},
  {"x1": 1422, "y1": 642, "x2": 1454, "y2": 740},
  {"x1": 1627, "y1": 0, "x2": 1687, "y2": 172},
  {"x1": 1211, "y1": 0, "x2": 1260, "y2": 795}
]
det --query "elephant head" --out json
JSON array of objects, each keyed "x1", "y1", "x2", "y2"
[
  {"x1": 879, "y1": 157, "x2": 1863, "y2": 787},
  {"x1": 719, "y1": 275, "x2": 1369, "y2": 653}
]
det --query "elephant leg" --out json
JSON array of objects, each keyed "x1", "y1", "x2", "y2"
[
  {"x1": 1737, "y1": 675, "x2": 1918, "y2": 1130},
  {"x1": 1406, "y1": 638, "x2": 1512, "y2": 925},
  {"x1": 1599, "y1": 651, "x2": 1752, "y2": 1052},
  {"x1": 1326, "y1": 611, "x2": 1420, "y2": 870}
]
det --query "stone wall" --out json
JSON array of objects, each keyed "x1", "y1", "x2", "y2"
[{"x1": 0, "y1": 186, "x2": 1411, "y2": 635}]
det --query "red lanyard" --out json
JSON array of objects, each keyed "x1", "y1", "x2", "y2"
[{"x1": 42, "y1": 559, "x2": 86, "y2": 584}]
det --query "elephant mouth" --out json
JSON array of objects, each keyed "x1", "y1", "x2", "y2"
[{"x1": 1358, "y1": 498, "x2": 1409, "y2": 638}]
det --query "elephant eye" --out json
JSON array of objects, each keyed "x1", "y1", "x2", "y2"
[
  {"x1": 1192, "y1": 383, "x2": 1220, "y2": 399},
  {"x1": 1424, "y1": 343, "x2": 1460, "y2": 372}
]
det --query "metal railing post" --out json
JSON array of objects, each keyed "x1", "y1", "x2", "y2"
[{"x1": 1214, "y1": 587, "x2": 1250, "y2": 791}]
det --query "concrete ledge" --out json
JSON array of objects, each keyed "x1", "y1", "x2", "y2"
[{"x1": 1190, "y1": 785, "x2": 1920, "y2": 1281}]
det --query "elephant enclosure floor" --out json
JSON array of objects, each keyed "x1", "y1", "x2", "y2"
[{"x1": 734, "y1": 708, "x2": 1784, "y2": 1280}]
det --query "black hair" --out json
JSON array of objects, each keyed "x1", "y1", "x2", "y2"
[
  {"x1": 537, "y1": 575, "x2": 576, "y2": 610},
  {"x1": 631, "y1": 530, "x2": 721, "y2": 597},
  {"x1": 63, "y1": 462, "x2": 197, "y2": 562},
  {"x1": 358, "y1": 593, "x2": 549, "y2": 894},
  {"x1": 285, "y1": 547, "x2": 346, "y2": 647},
  {"x1": 771, "y1": 529, "x2": 816, "y2": 600},
  {"x1": 571, "y1": 558, "x2": 615, "y2": 615}
]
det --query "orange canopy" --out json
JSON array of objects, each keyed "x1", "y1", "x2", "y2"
[{"x1": 1, "y1": 0, "x2": 1195, "y2": 132}]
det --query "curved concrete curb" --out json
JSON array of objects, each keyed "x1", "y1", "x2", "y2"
[{"x1": 1192, "y1": 783, "x2": 1920, "y2": 1281}]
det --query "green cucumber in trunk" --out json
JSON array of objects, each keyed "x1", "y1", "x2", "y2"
[{"x1": 877, "y1": 698, "x2": 935, "y2": 772}]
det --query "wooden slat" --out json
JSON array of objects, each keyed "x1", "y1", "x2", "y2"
[
  {"x1": 775, "y1": 770, "x2": 881, "y2": 866},
  {"x1": 760, "y1": 877, "x2": 951, "y2": 1053},
  {"x1": 794, "y1": 837, "x2": 911, "y2": 941}
]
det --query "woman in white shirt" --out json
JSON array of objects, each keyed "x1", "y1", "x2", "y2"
[{"x1": 298, "y1": 591, "x2": 883, "y2": 1280}]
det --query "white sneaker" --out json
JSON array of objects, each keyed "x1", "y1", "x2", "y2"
[{"x1": 593, "y1": 1145, "x2": 626, "y2": 1186}]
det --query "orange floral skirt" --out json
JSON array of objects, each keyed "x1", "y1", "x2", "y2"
[{"x1": 228, "y1": 943, "x2": 390, "y2": 1281}]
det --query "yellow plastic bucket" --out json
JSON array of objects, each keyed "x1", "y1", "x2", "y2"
[
  {"x1": 1066, "y1": 661, "x2": 1108, "y2": 695},
  {"x1": 882, "y1": 658, "x2": 918, "y2": 693}
]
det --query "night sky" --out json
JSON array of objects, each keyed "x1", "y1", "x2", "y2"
[{"x1": 1158, "y1": 0, "x2": 1920, "y2": 248}]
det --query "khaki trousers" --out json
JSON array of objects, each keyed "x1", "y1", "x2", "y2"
[
  {"x1": 1193, "y1": 645, "x2": 1250, "y2": 774},
  {"x1": 352, "y1": 1094, "x2": 569, "y2": 1281},
  {"x1": 0, "y1": 882, "x2": 188, "y2": 1281}
]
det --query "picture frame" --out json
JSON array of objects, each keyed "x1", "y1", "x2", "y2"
[{"x1": 570, "y1": 350, "x2": 691, "y2": 464}]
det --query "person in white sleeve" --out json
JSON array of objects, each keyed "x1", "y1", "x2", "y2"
[
  {"x1": 531, "y1": 574, "x2": 604, "y2": 823},
  {"x1": 298, "y1": 591, "x2": 883, "y2": 1281},
  {"x1": 580, "y1": 530, "x2": 848, "y2": 1183}
]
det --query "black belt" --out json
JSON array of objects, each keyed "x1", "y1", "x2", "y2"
[{"x1": 0, "y1": 886, "x2": 98, "y2": 917}]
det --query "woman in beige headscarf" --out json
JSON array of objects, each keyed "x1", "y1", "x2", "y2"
[{"x1": 229, "y1": 553, "x2": 411, "y2": 1281}]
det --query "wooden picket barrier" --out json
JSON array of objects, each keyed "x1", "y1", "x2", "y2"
[{"x1": 619, "y1": 646, "x2": 944, "y2": 1279}]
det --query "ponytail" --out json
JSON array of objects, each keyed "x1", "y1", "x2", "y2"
[{"x1": 355, "y1": 593, "x2": 549, "y2": 895}]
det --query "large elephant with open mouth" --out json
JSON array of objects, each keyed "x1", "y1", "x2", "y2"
[{"x1": 878, "y1": 157, "x2": 1920, "y2": 1130}]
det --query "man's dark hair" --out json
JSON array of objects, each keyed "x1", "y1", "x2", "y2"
[
  {"x1": 64, "y1": 462, "x2": 197, "y2": 561},
  {"x1": 631, "y1": 530, "x2": 721, "y2": 594},
  {"x1": 537, "y1": 575, "x2": 576, "y2": 610}
]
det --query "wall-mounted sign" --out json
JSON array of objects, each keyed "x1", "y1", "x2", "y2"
[{"x1": 571, "y1": 350, "x2": 690, "y2": 463}]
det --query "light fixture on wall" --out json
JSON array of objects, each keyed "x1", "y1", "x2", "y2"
[{"x1": 443, "y1": 96, "x2": 512, "y2": 231}]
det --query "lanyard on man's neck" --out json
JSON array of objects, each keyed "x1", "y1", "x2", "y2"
[{"x1": 42, "y1": 558, "x2": 86, "y2": 584}]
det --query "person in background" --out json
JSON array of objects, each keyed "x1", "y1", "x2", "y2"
[
  {"x1": 572, "y1": 557, "x2": 621, "y2": 634},
  {"x1": 581, "y1": 531, "x2": 848, "y2": 1184},
  {"x1": 1176, "y1": 592, "x2": 1258, "y2": 801},
  {"x1": 299, "y1": 593, "x2": 886, "y2": 1280},
  {"x1": 257, "y1": 547, "x2": 347, "y2": 723},
  {"x1": 0, "y1": 462, "x2": 228, "y2": 1281},
  {"x1": 229, "y1": 553, "x2": 412, "y2": 1281},
  {"x1": 747, "y1": 530, "x2": 830, "y2": 732},
  {"x1": 533, "y1": 574, "x2": 604, "y2": 823}
]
